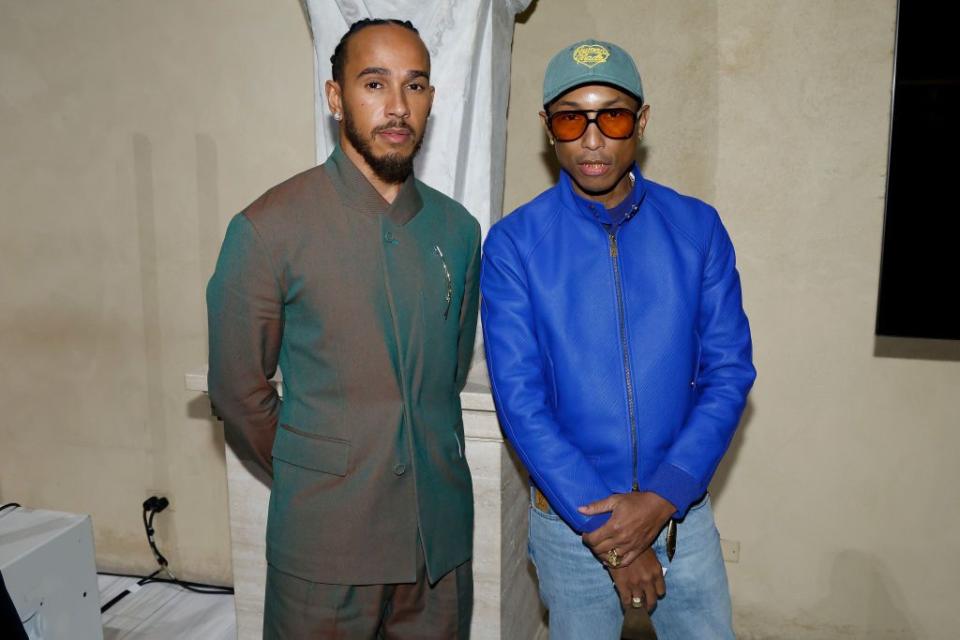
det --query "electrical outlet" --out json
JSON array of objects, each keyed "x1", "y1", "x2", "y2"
[
  {"x1": 720, "y1": 539, "x2": 740, "y2": 563},
  {"x1": 145, "y1": 491, "x2": 173, "y2": 512}
]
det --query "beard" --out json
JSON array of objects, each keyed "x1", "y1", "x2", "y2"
[{"x1": 344, "y1": 112, "x2": 423, "y2": 185}]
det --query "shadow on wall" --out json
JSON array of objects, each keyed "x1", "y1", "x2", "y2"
[
  {"x1": 517, "y1": 0, "x2": 538, "y2": 24},
  {"x1": 873, "y1": 335, "x2": 960, "y2": 362},
  {"x1": 133, "y1": 134, "x2": 177, "y2": 508},
  {"x1": 736, "y1": 549, "x2": 923, "y2": 638},
  {"x1": 186, "y1": 395, "x2": 226, "y2": 466},
  {"x1": 297, "y1": 0, "x2": 313, "y2": 39},
  {"x1": 196, "y1": 133, "x2": 222, "y2": 341},
  {"x1": 709, "y1": 398, "x2": 754, "y2": 505},
  {"x1": 806, "y1": 550, "x2": 920, "y2": 638}
]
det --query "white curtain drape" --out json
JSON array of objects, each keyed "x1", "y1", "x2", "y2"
[{"x1": 306, "y1": 0, "x2": 532, "y2": 236}]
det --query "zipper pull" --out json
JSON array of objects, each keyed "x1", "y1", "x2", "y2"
[
  {"x1": 666, "y1": 520, "x2": 678, "y2": 562},
  {"x1": 609, "y1": 233, "x2": 618, "y2": 258}
]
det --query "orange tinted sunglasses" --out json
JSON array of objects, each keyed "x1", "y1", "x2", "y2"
[{"x1": 547, "y1": 108, "x2": 639, "y2": 142}]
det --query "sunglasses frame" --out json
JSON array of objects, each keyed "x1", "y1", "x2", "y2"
[{"x1": 547, "y1": 107, "x2": 641, "y2": 142}]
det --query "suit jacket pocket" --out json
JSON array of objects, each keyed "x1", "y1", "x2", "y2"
[{"x1": 272, "y1": 423, "x2": 350, "y2": 476}]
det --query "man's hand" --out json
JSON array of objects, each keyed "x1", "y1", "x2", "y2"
[
  {"x1": 580, "y1": 491, "x2": 675, "y2": 567},
  {"x1": 608, "y1": 547, "x2": 665, "y2": 613}
]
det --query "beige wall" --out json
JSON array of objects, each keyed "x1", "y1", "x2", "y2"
[
  {"x1": 713, "y1": 4, "x2": 959, "y2": 638},
  {"x1": 4, "y1": 0, "x2": 960, "y2": 637},
  {"x1": 0, "y1": 0, "x2": 314, "y2": 583}
]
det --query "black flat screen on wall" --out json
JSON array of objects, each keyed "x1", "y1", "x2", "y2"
[{"x1": 876, "y1": 4, "x2": 960, "y2": 340}]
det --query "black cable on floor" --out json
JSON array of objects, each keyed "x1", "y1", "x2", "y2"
[
  {"x1": 98, "y1": 571, "x2": 234, "y2": 606},
  {"x1": 139, "y1": 576, "x2": 234, "y2": 595},
  {"x1": 99, "y1": 569, "x2": 162, "y2": 614},
  {"x1": 100, "y1": 497, "x2": 234, "y2": 614}
]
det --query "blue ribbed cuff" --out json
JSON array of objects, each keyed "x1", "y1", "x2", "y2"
[{"x1": 644, "y1": 463, "x2": 703, "y2": 519}]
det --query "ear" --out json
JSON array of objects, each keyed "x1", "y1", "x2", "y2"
[
  {"x1": 325, "y1": 79, "x2": 343, "y2": 121},
  {"x1": 427, "y1": 84, "x2": 436, "y2": 117},
  {"x1": 539, "y1": 111, "x2": 556, "y2": 146},
  {"x1": 636, "y1": 104, "x2": 651, "y2": 138}
]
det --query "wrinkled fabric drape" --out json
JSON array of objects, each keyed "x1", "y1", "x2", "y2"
[{"x1": 306, "y1": 0, "x2": 531, "y2": 235}]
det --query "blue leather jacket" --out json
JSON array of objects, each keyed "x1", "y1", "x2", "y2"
[{"x1": 481, "y1": 166, "x2": 755, "y2": 533}]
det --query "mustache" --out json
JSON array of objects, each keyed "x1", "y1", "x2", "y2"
[
  {"x1": 576, "y1": 156, "x2": 613, "y2": 164},
  {"x1": 373, "y1": 120, "x2": 416, "y2": 136}
]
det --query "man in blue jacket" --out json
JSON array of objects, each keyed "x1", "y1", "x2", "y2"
[{"x1": 481, "y1": 40, "x2": 755, "y2": 639}]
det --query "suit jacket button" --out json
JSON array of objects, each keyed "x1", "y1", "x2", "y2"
[{"x1": 394, "y1": 463, "x2": 406, "y2": 476}]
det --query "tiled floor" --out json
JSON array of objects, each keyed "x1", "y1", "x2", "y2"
[{"x1": 98, "y1": 574, "x2": 236, "y2": 639}]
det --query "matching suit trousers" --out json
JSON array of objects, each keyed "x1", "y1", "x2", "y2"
[{"x1": 263, "y1": 542, "x2": 472, "y2": 640}]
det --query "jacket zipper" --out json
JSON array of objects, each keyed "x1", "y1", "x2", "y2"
[{"x1": 608, "y1": 230, "x2": 640, "y2": 491}]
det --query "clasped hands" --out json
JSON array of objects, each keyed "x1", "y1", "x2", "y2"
[{"x1": 579, "y1": 491, "x2": 675, "y2": 612}]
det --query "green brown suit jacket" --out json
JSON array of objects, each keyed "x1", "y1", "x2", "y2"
[{"x1": 207, "y1": 146, "x2": 480, "y2": 585}]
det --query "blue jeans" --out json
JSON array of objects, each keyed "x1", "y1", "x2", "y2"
[{"x1": 528, "y1": 488, "x2": 734, "y2": 640}]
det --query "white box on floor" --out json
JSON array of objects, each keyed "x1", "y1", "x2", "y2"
[{"x1": 0, "y1": 507, "x2": 103, "y2": 640}]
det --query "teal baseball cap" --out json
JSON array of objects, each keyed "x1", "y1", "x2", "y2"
[{"x1": 542, "y1": 39, "x2": 644, "y2": 107}]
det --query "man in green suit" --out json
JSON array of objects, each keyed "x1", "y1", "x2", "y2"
[{"x1": 207, "y1": 18, "x2": 480, "y2": 638}]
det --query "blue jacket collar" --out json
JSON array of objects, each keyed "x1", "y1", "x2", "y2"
[{"x1": 559, "y1": 164, "x2": 648, "y2": 227}]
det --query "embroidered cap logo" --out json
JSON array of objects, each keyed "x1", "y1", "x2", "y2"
[{"x1": 572, "y1": 44, "x2": 610, "y2": 69}]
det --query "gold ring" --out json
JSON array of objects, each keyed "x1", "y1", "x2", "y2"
[
  {"x1": 606, "y1": 548, "x2": 622, "y2": 568},
  {"x1": 631, "y1": 595, "x2": 644, "y2": 609}
]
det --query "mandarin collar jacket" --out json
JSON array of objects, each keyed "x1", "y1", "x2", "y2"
[{"x1": 208, "y1": 145, "x2": 481, "y2": 584}]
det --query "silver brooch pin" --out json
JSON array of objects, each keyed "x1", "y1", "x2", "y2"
[{"x1": 434, "y1": 245, "x2": 453, "y2": 320}]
